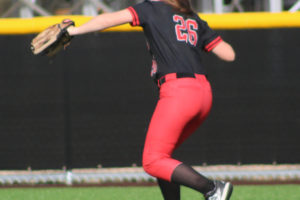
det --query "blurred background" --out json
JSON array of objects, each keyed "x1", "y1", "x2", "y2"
[
  {"x1": 0, "y1": 0, "x2": 300, "y2": 18},
  {"x1": 0, "y1": 0, "x2": 299, "y2": 185}
]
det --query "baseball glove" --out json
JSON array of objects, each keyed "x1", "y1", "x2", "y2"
[{"x1": 31, "y1": 19, "x2": 75, "y2": 57}]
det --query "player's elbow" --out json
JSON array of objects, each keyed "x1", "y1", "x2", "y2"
[
  {"x1": 212, "y1": 41, "x2": 236, "y2": 62},
  {"x1": 224, "y1": 51, "x2": 235, "y2": 62},
  {"x1": 216, "y1": 50, "x2": 235, "y2": 62}
]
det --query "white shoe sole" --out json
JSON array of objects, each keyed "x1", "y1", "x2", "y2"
[{"x1": 221, "y1": 183, "x2": 233, "y2": 200}]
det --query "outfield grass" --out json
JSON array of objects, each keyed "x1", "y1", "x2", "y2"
[{"x1": 0, "y1": 185, "x2": 299, "y2": 200}]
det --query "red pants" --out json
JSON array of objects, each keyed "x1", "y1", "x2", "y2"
[{"x1": 142, "y1": 74, "x2": 213, "y2": 181}]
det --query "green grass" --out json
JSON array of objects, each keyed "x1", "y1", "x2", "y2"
[{"x1": 0, "y1": 185, "x2": 299, "y2": 200}]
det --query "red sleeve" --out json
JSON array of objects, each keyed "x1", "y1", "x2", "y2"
[
  {"x1": 127, "y1": 6, "x2": 140, "y2": 26},
  {"x1": 204, "y1": 36, "x2": 223, "y2": 52}
]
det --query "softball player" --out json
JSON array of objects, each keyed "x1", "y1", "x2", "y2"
[{"x1": 68, "y1": 0, "x2": 235, "y2": 199}]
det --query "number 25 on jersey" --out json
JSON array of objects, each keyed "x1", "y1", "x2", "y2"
[{"x1": 173, "y1": 15, "x2": 198, "y2": 46}]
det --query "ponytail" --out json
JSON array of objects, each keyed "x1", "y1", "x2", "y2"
[{"x1": 162, "y1": 0, "x2": 194, "y2": 15}]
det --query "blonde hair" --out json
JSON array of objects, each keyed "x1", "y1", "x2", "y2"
[{"x1": 162, "y1": 0, "x2": 193, "y2": 15}]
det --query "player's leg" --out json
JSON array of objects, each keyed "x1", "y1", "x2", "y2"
[
  {"x1": 157, "y1": 178, "x2": 180, "y2": 200},
  {"x1": 142, "y1": 89, "x2": 190, "y2": 181},
  {"x1": 155, "y1": 116, "x2": 205, "y2": 200},
  {"x1": 142, "y1": 90, "x2": 191, "y2": 199},
  {"x1": 142, "y1": 77, "x2": 215, "y2": 197},
  {"x1": 169, "y1": 79, "x2": 233, "y2": 200},
  {"x1": 155, "y1": 113, "x2": 211, "y2": 200},
  {"x1": 170, "y1": 86, "x2": 215, "y2": 195}
]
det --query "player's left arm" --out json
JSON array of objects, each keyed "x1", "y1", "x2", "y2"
[
  {"x1": 211, "y1": 40, "x2": 235, "y2": 62},
  {"x1": 67, "y1": 9, "x2": 133, "y2": 36}
]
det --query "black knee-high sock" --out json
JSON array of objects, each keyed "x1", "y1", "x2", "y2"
[
  {"x1": 171, "y1": 163, "x2": 215, "y2": 195},
  {"x1": 157, "y1": 178, "x2": 180, "y2": 200}
]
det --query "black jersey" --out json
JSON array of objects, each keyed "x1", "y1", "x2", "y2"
[{"x1": 128, "y1": 0, "x2": 222, "y2": 80}]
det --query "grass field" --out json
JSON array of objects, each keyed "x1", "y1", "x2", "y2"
[{"x1": 0, "y1": 185, "x2": 299, "y2": 200}]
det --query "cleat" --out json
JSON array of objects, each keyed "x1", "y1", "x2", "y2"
[{"x1": 205, "y1": 180, "x2": 233, "y2": 200}]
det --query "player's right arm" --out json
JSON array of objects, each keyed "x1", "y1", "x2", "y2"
[
  {"x1": 211, "y1": 41, "x2": 235, "y2": 62},
  {"x1": 67, "y1": 9, "x2": 133, "y2": 36}
]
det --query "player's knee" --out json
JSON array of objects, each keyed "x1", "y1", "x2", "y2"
[
  {"x1": 142, "y1": 152, "x2": 165, "y2": 176},
  {"x1": 142, "y1": 154, "x2": 155, "y2": 175},
  {"x1": 142, "y1": 160, "x2": 153, "y2": 175}
]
